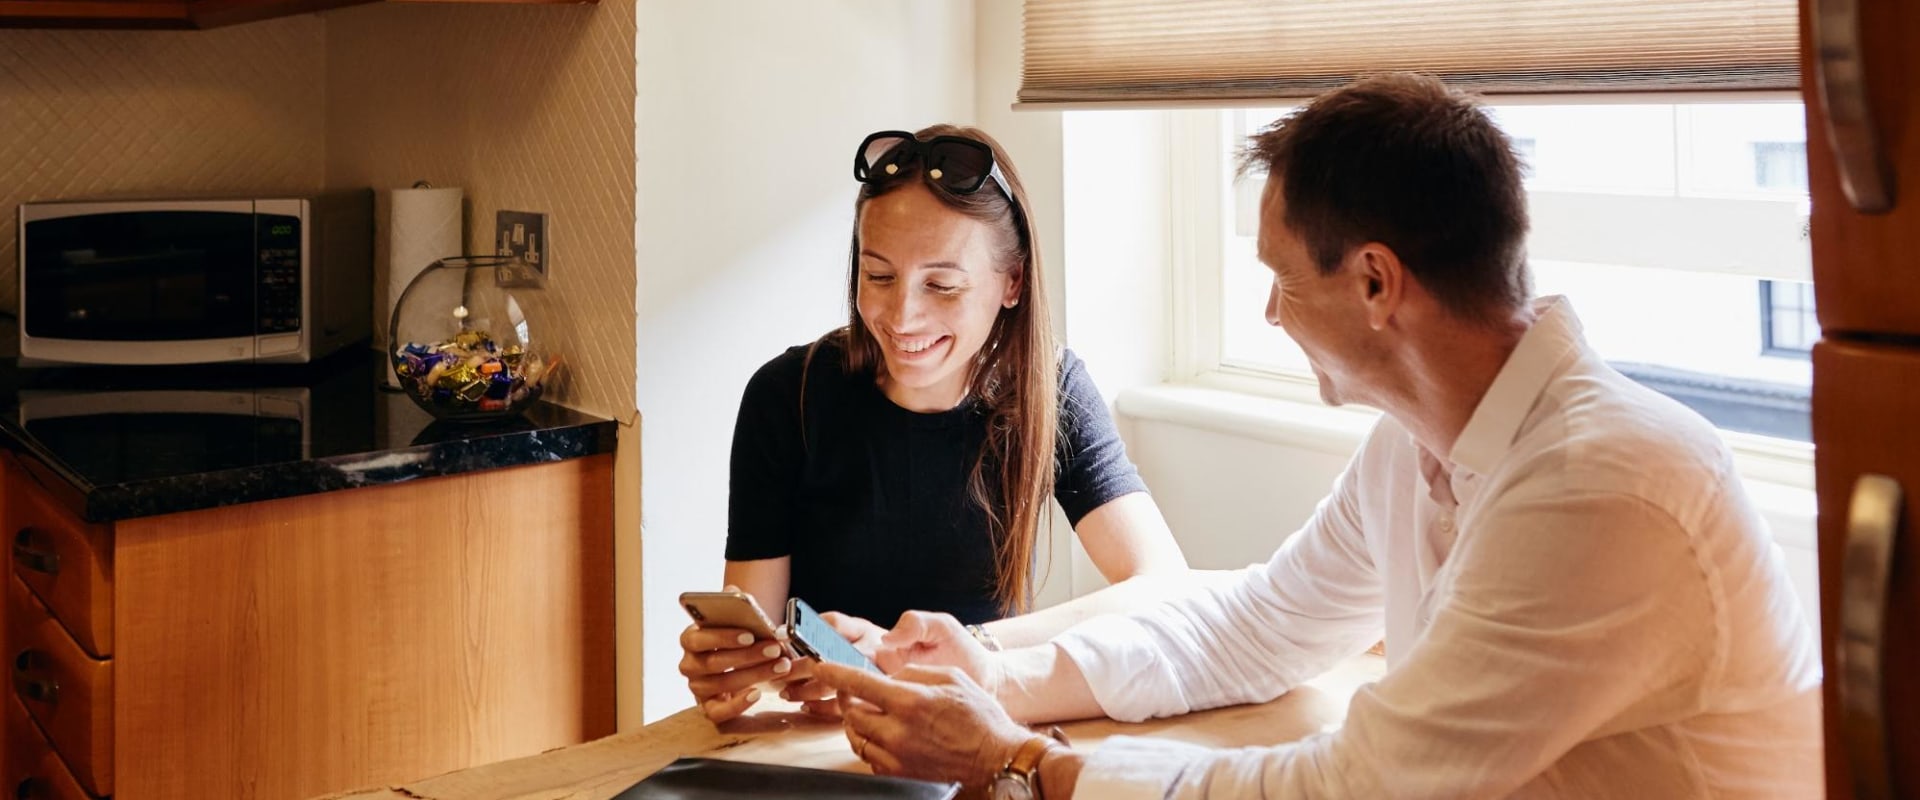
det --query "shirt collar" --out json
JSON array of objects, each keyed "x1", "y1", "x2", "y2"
[{"x1": 1447, "y1": 296, "x2": 1584, "y2": 477}]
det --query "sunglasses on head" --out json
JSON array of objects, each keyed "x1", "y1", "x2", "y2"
[{"x1": 854, "y1": 130, "x2": 1016, "y2": 201}]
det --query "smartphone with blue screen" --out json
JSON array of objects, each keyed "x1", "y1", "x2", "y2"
[{"x1": 786, "y1": 597, "x2": 879, "y2": 673}]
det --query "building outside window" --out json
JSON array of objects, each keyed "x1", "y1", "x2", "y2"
[{"x1": 1760, "y1": 279, "x2": 1817, "y2": 357}]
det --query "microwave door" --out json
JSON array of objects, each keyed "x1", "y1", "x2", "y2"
[{"x1": 20, "y1": 208, "x2": 259, "y2": 364}]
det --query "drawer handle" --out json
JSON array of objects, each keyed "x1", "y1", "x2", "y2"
[
  {"x1": 11, "y1": 650, "x2": 58, "y2": 707},
  {"x1": 10, "y1": 529, "x2": 59, "y2": 576},
  {"x1": 1840, "y1": 474, "x2": 1899, "y2": 800},
  {"x1": 15, "y1": 778, "x2": 49, "y2": 800},
  {"x1": 1813, "y1": 0, "x2": 1895, "y2": 212}
]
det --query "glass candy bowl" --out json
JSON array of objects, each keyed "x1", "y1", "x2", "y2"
[{"x1": 389, "y1": 255, "x2": 559, "y2": 422}]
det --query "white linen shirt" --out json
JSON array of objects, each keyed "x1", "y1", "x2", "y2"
[{"x1": 1056, "y1": 297, "x2": 1822, "y2": 799}]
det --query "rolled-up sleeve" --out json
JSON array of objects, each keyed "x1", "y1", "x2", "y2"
[{"x1": 1054, "y1": 429, "x2": 1387, "y2": 724}]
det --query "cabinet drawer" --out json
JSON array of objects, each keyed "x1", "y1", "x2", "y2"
[
  {"x1": 4, "y1": 691, "x2": 97, "y2": 800},
  {"x1": 6, "y1": 575, "x2": 112, "y2": 797},
  {"x1": 7, "y1": 460, "x2": 113, "y2": 659}
]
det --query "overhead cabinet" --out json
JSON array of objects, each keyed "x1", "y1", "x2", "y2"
[{"x1": 0, "y1": 0, "x2": 594, "y2": 30}]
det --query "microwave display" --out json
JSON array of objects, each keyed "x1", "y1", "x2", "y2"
[{"x1": 22, "y1": 210, "x2": 300, "y2": 342}]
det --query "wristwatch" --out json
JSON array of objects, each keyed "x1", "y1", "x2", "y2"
[
  {"x1": 966, "y1": 623, "x2": 1004, "y2": 652},
  {"x1": 989, "y1": 734, "x2": 1058, "y2": 800}
]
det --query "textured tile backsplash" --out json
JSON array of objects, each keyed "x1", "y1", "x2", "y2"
[
  {"x1": 0, "y1": 17, "x2": 327, "y2": 313},
  {"x1": 326, "y1": 0, "x2": 637, "y2": 419}
]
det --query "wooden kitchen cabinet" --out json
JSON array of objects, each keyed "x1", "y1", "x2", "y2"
[
  {"x1": 1804, "y1": 0, "x2": 1920, "y2": 795},
  {"x1": 0, "y1": 0, "x2": 595, "y2": 30},
  {"x1": 1, "y1": 451, "x2": 616, "y2": 799}
]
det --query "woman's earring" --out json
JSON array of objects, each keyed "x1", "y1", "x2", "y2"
[{"x1": 1004, "y1": 298, "x2": 1019, "y2": 309}]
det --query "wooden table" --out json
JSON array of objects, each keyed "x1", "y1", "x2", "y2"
[{"x1": 322, "y1": 655, "x2": 1385, "y2": 800}]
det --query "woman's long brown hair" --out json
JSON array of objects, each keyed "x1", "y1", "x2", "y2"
[{"x1": 838, "y1": 124, "x2": 1057, "y2": 615}]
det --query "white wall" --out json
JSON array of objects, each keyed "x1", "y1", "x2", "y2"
[
  {"x1": 634, "y1": 0, "x2": 976, "y2": 723},
  {"x1": 1045, "y1": 107, "x2": 1183, "y2": 597},
  {"x1": 974, "y1": 0, "x2": 1065, "y2": 342}
]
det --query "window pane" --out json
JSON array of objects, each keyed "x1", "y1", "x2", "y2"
[
  {"x1": 1771, "y1": 315, "x2": 1802, "y2": 350},
  {"x1": 1536, "y1": 262, "x2": 1809, "y2": 385},
  {"x1": 1223, "y1": 108, "x2": 1310, "y2": 374},
  {"x1": 1488, "y1": 105, "x2": 1677, "y2": 193},
  {"x1": 1760, "y1": 279, "x2": 1817, "y2": 355},
  {"x1": 1221, "y1": 233, "x2": 1311, "y2": 373},
  {"x1": 1681, "y1": 104, "x2": 1808, "y2": 195}
]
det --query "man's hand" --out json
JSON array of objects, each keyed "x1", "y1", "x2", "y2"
[
  {"x1": 876, "y1": 611, "x2": 1000, "y2": 692},
  {"x1": 814, "y1": 661, "x2": 1036, "y2": 790}
]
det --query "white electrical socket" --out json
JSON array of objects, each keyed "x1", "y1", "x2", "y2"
[{"x1": 495, "y1": 210, "x2": 548, "y2": 277}]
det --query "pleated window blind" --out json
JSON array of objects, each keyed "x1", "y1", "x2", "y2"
[{"x1": 1019, "y1": 0, "x2": 1799, "y2": 107}]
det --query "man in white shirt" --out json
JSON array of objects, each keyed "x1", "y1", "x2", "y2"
[{"x1": 814, "y1": 72, "x2": 1822, "y2": 799}]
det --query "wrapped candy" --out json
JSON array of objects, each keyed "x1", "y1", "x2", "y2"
[{"x1": 391, "y1": 329, "x2": 558, "y2": 420}]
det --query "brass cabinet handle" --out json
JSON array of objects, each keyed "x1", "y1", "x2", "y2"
[
  {"x1": 1812, "y1": 0, "x2": 1895, "y2": 213},
  {"x1": 10, "y1": 650, "x2": 58, "y2": 707},
  {"x1": 10, "y1": 529, "x2": 58, "y2": 576},
  {"x1": 1840, "y1": 474, "x2": 1900, "y2": 799}
]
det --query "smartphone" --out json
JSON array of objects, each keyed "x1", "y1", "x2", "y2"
[
  {"x1": 679, "y1": 590, "x2": 783, "y2": 644},
  {"x1": 786, "y1": 597, "x2": 879, "y2": 673}
]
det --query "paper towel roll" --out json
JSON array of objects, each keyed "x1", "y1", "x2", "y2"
[{"x1": 379, "y1": 185, "x2": 463, "y2": 387}]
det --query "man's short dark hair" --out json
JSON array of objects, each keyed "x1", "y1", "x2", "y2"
[{"x1": 1241, "y1": 72, "x2": 1532, "y2": 323}]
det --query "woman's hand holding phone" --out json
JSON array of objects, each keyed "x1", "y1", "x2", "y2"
[{"x1": 677, "y1": 587, "x2": 794, "y2": 724}]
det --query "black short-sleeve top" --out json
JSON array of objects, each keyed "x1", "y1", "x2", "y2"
[{"x1": 724, "y1": 338, "x2": 1148, "y2": 627}]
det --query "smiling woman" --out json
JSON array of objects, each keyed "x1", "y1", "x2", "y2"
[{"x1": 675, "y1": 125, "x2": 1191, "y2": 725}]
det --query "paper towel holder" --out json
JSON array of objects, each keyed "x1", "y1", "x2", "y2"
[{"x1": 380, "y1": 181, "x2": 466, "y2": 391}]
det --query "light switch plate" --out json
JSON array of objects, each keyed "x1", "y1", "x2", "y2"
[{"x1": 494, "y1": 210, "x2": 548, "y2": 276}]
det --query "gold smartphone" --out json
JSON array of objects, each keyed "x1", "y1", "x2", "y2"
[{"x1": 679, "y1": 590, "x2": 786, "y2": 647}]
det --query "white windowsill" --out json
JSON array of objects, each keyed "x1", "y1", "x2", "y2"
[{"x1": 1115, "y1": 379, "x2": 1817, "y2": 553}]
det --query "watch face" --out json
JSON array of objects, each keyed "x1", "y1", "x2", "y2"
[{"x1": 990, "y1": 775, "x2": 1035, "y2": 800}]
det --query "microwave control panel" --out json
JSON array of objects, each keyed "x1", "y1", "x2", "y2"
[{"x1": 256, "y1": 214, "x2": 302, "y2": 334}]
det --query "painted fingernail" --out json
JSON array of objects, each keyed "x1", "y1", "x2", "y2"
[
  {"x1": 774, "y1": 659, "x2": 792, "y2": 675},
  {"x1": 737, "y1": 632, "x2": 755, "y2": 646},
  {"x1": 746, "y1": 688, "x2": 762, "y2": 704},
  {"x1": 763, "y1": 644, "x2": 783, "y2": 658}
]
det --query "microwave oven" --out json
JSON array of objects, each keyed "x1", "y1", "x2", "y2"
[{"x1": 17, "y1": 189, "x2": 373, "y2": 366}]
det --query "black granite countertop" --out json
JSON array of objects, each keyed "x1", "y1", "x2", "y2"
[{"x1": 0, "y1": 341, "x2": 617, "y2": 523}]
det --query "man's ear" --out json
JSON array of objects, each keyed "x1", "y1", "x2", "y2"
[{"x1": 1350, "y1": 243, "x2": 1405, "y2": 331}]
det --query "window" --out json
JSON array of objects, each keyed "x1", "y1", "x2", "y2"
[
  {"x1": 1181, "y1": 102, "x2": 1813, "y2": 442},
  {"x1": 1760, "y1": 280, "x2": 1817, "y2": 357},
  {"x1": 1753, "y1": 142, "x2": 1809, "y2": 192}
]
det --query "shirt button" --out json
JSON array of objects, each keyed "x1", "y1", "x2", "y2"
[{"x1": 1437, "y1": 517, "x2": 1455, "y2": 533}]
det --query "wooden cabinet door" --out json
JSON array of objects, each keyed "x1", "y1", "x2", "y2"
[
  {"x1": 1812, "y1": 340, "x2": 1920, "y2": 799},
  {"x1": 1803, "y1": 0, "x2": 1920, "y2": 337},
  {"x1": 0, "y1": 0, "x2": 593, "y2": 29},
  {"x1": 0, "y1": 1, "x2": 196, "y2": 28},
  {"x1": 113, "y1": 457, "x2": 615, "y2": 800}
]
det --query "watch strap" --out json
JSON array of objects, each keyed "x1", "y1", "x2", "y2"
[
  {"x1": 967, "y1": 623, "x2": 1004, "y2": 652},
  {"x1": 1000, "y1": 734, "x2": 1058, "y2": 798}
]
